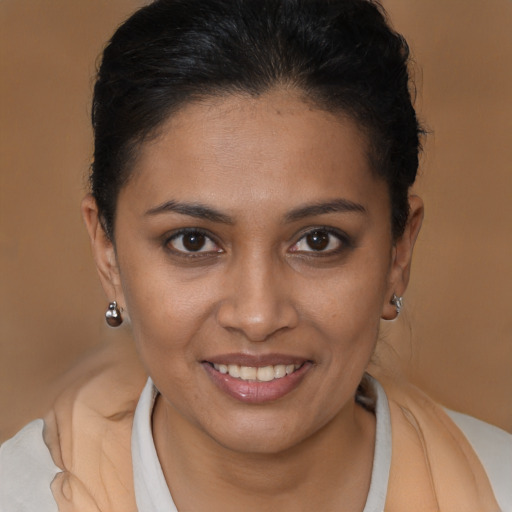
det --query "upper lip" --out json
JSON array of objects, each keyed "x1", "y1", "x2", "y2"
[{"x1": 203, "y1": 353, "x2": 311, "y2": 367}]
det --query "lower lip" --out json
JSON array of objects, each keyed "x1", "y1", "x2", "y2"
[{"x1": 202, "y1": 362, "x2": 312, "y2": 404}]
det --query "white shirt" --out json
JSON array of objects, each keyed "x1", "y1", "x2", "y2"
[{"x1": 1, "y1": 378, "x2": 511, "y2": 511}]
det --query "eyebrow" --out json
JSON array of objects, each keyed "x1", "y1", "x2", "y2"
[
  {"x1": 145, "y1": 200, "x2": 235, "y2": 224},
  {"x1": 145, "y1": 197, "x2": 366, "y2": 225},
  {"x1": 284, "y1": 199, "x2": 367, "y2": 222}
]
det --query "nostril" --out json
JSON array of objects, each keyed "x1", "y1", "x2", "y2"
[{"x1": 215, "y1": 268, "x2": 300, "y2": 341}]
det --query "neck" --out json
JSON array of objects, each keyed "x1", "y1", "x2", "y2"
[{"x1": 152, "y1": 395, "x2": 376, "y2": 512}]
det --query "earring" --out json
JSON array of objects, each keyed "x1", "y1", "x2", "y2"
[
  {"x1": 105, "y1": 301, "x2": 123, "y2": 327},
  {"x1": 390, "y1": 294, "x2": 403, "y2": 315}
]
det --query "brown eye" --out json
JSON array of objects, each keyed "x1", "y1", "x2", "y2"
[
  {"x1": 289, "y1": 228, "x2": 346, "y2": 254},
  {"x1": 167, "y1": 230, "x2": 220, "y2": 254},
  {"x1": 306, "y1": 230, "x2": 330, "y2": 251},
  {"x1": 182, "y1": 232, "x2": 206, "y2": 251}
]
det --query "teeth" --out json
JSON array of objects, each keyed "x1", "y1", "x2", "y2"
[
  {"x1": 228, "y1": 364, "x2": 240, "y2": 378},
  {"x1": 274, "y1": 365, "x2": 286, "y2": 378},
  {"x1": 256, "y1": 366, "x2": 275, "y2": 382},
  {"x1": 213, "y1": 363, "x2": 301, "y2": 382},
  {"x1": 239, "y1": 366, "x2": 257, "y2": 380}
]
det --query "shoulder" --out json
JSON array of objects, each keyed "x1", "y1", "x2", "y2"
[
  {"x1": 0, "y1": 340, "x2": 146, "y2": 512},
  {"x1": 370, "y1": 369, "x2": 510, "y2": 510},
  {"x1": 446, "y1": 409, "x2": 512, "y2": 511},
  {"x1": 0, "y1": 419, "x2": 60, "y2": 512}
]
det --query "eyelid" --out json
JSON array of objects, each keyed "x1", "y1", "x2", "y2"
[
  {"x1": 288, "y1": 226, "x2": 353, "y2": 254},
  {"x1": 164, "y1": 227, "x2": 223, "y2": 256},
  {"x1": 161, "y1": 225, "x2": 353, "y2": 258}
]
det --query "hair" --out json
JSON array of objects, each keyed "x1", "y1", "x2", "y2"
[{"x1": 91, "y1": 0, "x2": 423, "y2": 240}]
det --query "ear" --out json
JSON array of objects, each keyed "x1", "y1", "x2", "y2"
[
  {"x1": 81, "y1": 194, "x2": 125, "y2": 307},
  {"x1": 381, "y1": 195, "x2": 424, "y2": 320}
]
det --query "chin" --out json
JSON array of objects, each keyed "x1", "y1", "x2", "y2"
[
  {"x1": 215, "y1": 429, "x2": 303, "y2": 456},
  {"x1": 202, "y1": 409, "x2": 320, "y2": 456}
]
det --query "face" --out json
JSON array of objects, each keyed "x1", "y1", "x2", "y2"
[{"x1": 85, "y1": 90, "x2": 420, "y2": 454}]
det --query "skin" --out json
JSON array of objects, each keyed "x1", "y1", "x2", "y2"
[{"x1": 83, "y1": 89, "x2": 423, "y2": 511}]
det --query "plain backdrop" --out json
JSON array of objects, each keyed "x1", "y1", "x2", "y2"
[{"x1": 1, "y1": 0, "x2": 511, "y2": 441}]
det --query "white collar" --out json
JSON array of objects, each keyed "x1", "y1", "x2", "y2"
[{"x1": 132, "y1": 376, "x2": 391, "y2": 512}]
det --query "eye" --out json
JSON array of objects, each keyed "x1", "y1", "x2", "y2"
[
  {"x1": 289, "y1": 228, "x2": 347, "y2": 254},
  {"x1": 166, "y1": 229, "x2": 221, "y2": 255}
]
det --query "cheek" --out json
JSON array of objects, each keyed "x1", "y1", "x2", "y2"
[
  {"x1": 298, "y1": 257, "x2": 389, "y2": 370},
  {"x1": 118, "y1": 258, "x2": 222, "y2": 357},
  {"x1": 303, "y1": 263, "x2": 389, "y2": 331}
]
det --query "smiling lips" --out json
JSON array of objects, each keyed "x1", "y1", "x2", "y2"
[
  {"x1": 203, "y1": 358, "x2": 312, "y2": 404},
  {"x1": 212, "y1": 363, "x2": 300, "y2": 382}
]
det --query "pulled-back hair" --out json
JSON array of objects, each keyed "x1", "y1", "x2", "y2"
[{"x1": 91, "y1": 0, "x2": 422, "y2": 240}]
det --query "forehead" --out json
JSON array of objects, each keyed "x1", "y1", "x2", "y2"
[{"x1": 122, "y1": 90, "x2": 387, "y2": 216}]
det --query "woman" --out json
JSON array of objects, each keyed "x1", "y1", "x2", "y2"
[{"x1": 1, "y1": 0, "x2": 510, "y2": 510}]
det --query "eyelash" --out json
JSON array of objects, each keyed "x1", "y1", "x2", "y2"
[
  {"x1": 164, "y1": 228, "x2": 222, "y2": 257},
  {"x1": 289, "y1": 227, "x2": 352, "y2": 256},
  {"x1": 163, "y1": 226, "x2": 353, "y2": 258}
]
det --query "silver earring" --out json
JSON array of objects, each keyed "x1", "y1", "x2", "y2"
[
  {"x1": 105, "y1": 301, "x2": 123, "y2": 327},
  {"x1": 390, "y1": 294, "x2": 403, "y2": 315}
]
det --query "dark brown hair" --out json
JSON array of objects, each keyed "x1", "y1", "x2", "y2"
[{"x1": 91, "y1": 0, "x2": 422, "y2": 240}]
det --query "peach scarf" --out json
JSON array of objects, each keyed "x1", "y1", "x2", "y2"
[
  {"x1": 43, "y1": 342, "x2": 500, "y2": 511},
  {"x1": 372, "y1": 369, "x2": 500, "y2": 511}
]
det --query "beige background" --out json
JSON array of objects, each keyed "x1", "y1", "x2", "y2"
[{"x1": 1, "y1": 0, "x2": 511, "y2": 442}]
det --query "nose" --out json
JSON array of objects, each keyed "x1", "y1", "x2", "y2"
[{"x1": 216, "y1": 254, "x2": 299, "y2": 342}]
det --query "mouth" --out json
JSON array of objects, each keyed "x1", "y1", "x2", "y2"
[
  {"x1": 209, "y1": 362, "x2": 303, "y2": 382},
  {"x1": 202, "y1": 357, "x2": 312, "y2": 404}
]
